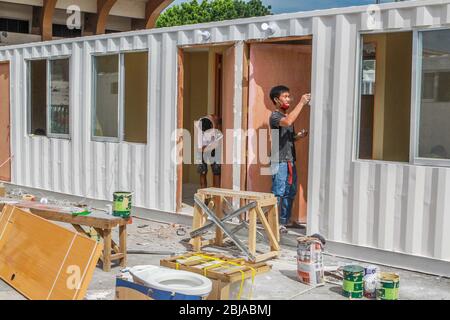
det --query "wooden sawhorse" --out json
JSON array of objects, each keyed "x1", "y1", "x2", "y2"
[{"x1": 190, "y1": 188, "x2": 280, "y2": 263}]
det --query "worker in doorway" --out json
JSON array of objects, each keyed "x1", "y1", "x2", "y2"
[
  {"x1": 269, "y1": 86, "x2": 311, "y2": 233},
  {"x1": 195, "y1": 114, "x2": 223, "y2": 189}
]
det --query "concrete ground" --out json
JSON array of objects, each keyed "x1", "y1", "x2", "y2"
[{"x1": 1, "y1": 216, "x2": 450, "y2": 300}]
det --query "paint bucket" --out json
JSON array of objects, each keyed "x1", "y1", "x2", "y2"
[
  {"x1": 364, "y1": 265, "x2": 380, "y2": 276},
  {"x1": 113, "y1": 192, "x2": 132, "y2": 218},
  {"x1": 128, "y1": 265, "x2": 212, "y2": 300},
  {"x1": 297, "y1": 237, "x2": 324, "y2": 286},
  {"x1": 363, "y1": 273, "x2": 378, "y2": 299},
  {"x1": 377, "y1": 272, "x2": 400, "y2": 300},
  {"x1": 342, "y1": 265, "x2": 364, "y2": 299}
]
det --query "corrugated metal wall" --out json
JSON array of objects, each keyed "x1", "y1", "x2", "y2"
[{"x1": 0, "y1": 0, "x2": 449, "y2": 263}]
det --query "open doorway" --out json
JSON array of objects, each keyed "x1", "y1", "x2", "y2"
[
  {"x1": 0, "y1": 62, "x2": 11, "y2": 182},
  {"x1": 178, "y1": 44, "x2": 236, "y2": 213},
  {"x1": 246, "y1": 38, "x2": 312, "y2": 225}
]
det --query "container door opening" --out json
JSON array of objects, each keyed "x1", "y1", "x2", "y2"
[
  {"x1": 246, "y1": 40, "x2": 312, "y2": 225},
  {"x1": 178, "y1": 45, "x2": 236, "y2": 213}
]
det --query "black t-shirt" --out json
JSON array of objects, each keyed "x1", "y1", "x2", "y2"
[{"x1": 270, "y1": 111, "x2": 296, "y2": 162}]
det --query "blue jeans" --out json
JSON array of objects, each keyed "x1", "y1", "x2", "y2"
[{"x1": 271, "y1": 162, "x2": 297, "y2": 225}]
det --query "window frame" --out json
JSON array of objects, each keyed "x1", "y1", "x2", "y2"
[
  {"x1": 353, "y1": 29, "x2": 415, "y2": 165},
  {"x1": 91, "y1": 49, "x2": 149, "y2": 144},
  {"x1": 91, "y1": 52, "x2": 122, "y2": 143},
  {"x1": 354, "y1": 27, "x2": 450, "y2": 167},
  {"x1": 26, "y1": 56, "x2": 72, "y2": 140},
  {"x1": 47, "y1": 56, "x2": 72, "y2": 139},
  {"x1": 411, "y1": 27, "x2": 450, "y2": 167}
]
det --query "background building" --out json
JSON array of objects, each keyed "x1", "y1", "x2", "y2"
[{"x1": 0, "y1": 0, "x2": 172, "y2": 45}]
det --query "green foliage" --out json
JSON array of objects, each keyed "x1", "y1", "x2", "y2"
[{"x1": 156, "y1": 0, "x2": 272, "y2": 28}]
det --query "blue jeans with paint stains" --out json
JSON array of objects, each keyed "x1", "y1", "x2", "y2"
[{"x1": 271, "y1": 162, "x2": 297, "y2": 226}]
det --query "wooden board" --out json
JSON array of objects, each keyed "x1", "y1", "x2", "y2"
[
  {"x1": 0, "y1": 198, "x2": 128, "y2": 229},
  {"x1": 0, "y1": 205, "x2": 103, "y2": 300},
  {"x1": 198, "y1": 187, "x2": 274, "y2": 200}
]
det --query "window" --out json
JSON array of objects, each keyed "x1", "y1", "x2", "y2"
[
  {"x1": 416, "y1": 29, "x2": 450, "y2": 161},
  {"x1": 28, "y1": 58, "x2": 70, "y2": 137},
  {"x1": 124, "y1": 52, "x2": 148, "y2": 143},
  {"x1": 357, "y1": 32, "x2": 413, "y2": 162},
  {"x1": 52, "y1": 24, "x2": 81, "y2": 38},
  {"x1": 29, "y1": 60, "x2": 47, "y2": 135},
  {"x1": 49, "y1": 59, "x2": 70, "y2": 135},
  {"x1": 92, "y1": 51, "x2": 148, "y2": 143},
  {"x1": 93, "y1": 54, "x2": 119, "y2": 139},
  {"x1": 0, "y1": 18, "x2": 29, "y2": 34}
]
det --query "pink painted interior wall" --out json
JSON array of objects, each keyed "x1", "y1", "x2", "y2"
[
  {"x1": 247, "y1": 43, "x2": 312, "y2": 223},
  {"x1": 220, "y1": 45, "x2": 235, "y2": 190}
]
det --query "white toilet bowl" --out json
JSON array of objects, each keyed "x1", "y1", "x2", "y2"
[{"x1": 129, "y1": 265, "x2": 212, "y2": 297}]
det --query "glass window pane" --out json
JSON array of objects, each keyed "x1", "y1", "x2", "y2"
[
  {"x1": 124, "y1": 52, "x2": 148, "y2": 143},
  {"x1": 358, "y1": 33, "x2": 412, "y2": 162},
  {"x1": 418, "y1": 29, "x2": 450, "y2": 159},
  {"x1": 29, "y1": 60, "x2": 47, "y2": 136},
  {"x1": 93, "y1": 55, "x2": 119, "y2": 138},
  {"x1": 49, "y1": 59, "x2": 70, "y2": 135}
]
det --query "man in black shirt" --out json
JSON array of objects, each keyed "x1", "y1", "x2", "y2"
[{"x1": 269, "y1": 85, "x2": 310, "y2": 233}]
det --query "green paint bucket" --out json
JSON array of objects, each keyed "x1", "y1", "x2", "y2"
[
  {"x1": 377, "y1": 273, "x2": 400, "y2": 300},
  {"x1": 342, "y1": 265, "x2": 364, "y2": 299},
  {"x1": 113, "y1": 192, "x2": 132, "y2": 218}
]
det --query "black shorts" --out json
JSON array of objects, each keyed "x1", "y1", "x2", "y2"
[{"x1": 197, "y1": 162, "x2": 221, "y2": 176}]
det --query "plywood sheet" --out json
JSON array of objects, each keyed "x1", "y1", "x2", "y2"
[
  {"x1": 0, "y1": 62, "x2": 11, "y2": 182},
  {"x1": 247, "y1": 44, "x2": 312, "y2": 223},
  {"x1": 0, "y1": 205, "x2": 103, "y2": 300}
]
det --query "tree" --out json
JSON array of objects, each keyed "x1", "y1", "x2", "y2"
[{"x1": 156, "y1": 0, "x2": 272, "y2": 28}]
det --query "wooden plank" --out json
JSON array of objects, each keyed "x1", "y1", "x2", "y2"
[
  {"x1": 198, "y1": 188, "x2": 274, "y2": 200},
  {"x1": 254, "y1": 251, "x2": 279, "y2": 263},
  {"x1": 255, "y1": 205, "x2": 280, "y2": 251},
  {"x1": 269, "y1": 204, "x2": 280, "y2": 243},
  {"x1": 248, "y1": 208, "x2": 257, "y2": 256},
  {"x1": 0, "y1": 205, "x2": 102, "y2": 300},
  {"x1": 257, "y1": 197, "x2": 278, "y2": 208},
  {"x1": 214, "y1": 196, "x2": 224, "y2": 246},
  {"x1": 192, "y1": 193, "x2": 205, "y2": 251},
  {"x1": 102, "y1": 229, "x2": 112, "y2": 272},
  {"x1": 176, "y1": 47, "x2": 184, "y2": 212},
  {"x1": 0, "y1": 200, "x2": 126, "y2": 229},
  {"x1": 111, "y1": 253, "x2": 125, "y2": 261},
  {"x1": 119, "y1": 225, "x2": 127, "y2": 267}
]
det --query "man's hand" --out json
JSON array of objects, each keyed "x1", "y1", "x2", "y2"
[
  {"x1": 300, "y1": 93, "x2": 311, "y2": 106},
  {"x1": 295, "y1": 129, "x2": 308, "y2": 140}
]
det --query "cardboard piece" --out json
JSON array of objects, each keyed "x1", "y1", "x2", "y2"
[{"x1": 0, "y1": 205, "x2": 103, "y2": 300}]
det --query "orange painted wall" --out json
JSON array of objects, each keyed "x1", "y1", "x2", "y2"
[
  {"x1": 0, "y1": 62, "x2": 11, "y2": 182},
  {"x1": 220, "y1": 45, "x2": 235, "y2": 190},
  {"x1": 247, "y1": 44, "x2": 311, "y2": 223}
]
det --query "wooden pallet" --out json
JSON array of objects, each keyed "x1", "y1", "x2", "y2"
[{"x1": 160, "y1": 252, "x2": 271, "y2": 300}]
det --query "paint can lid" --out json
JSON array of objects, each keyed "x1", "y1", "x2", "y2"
[{"x1": 343, "y1": 265, "x2": 364, "y2": 273}]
